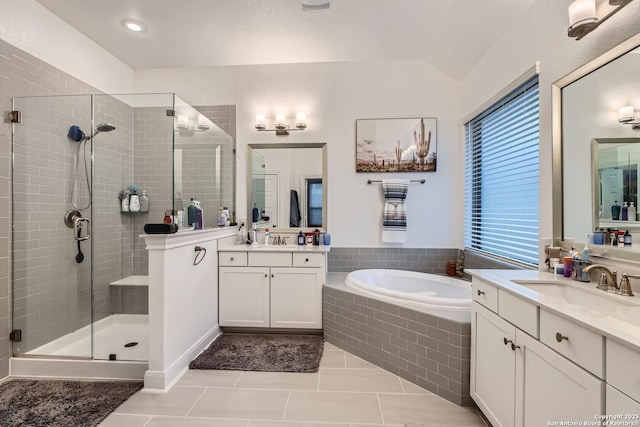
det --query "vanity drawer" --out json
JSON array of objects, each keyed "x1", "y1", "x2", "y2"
[
  {"x1": 540, "y1": 309, "x2": 604, "y2": 378},
  {"x1": 219, "y1": 252, "x2": 247, "y2": 266},
  {"x1": 292, "y1": 252, "x2": 324, "y2": 267},
  {"x1": 248, "y1": 252, "x2": 292, "y2": 267},
  {"x1": 607, "y1": 339, "x2": 640, "y2": 403},
  {"x1": 498, "y1": 290, "x2": 539, "y2": 338},
  {"x1": 472, "y1": 278, "x2": 499, "y2": 313}
]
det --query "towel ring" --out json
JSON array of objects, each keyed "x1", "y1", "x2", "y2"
[{"x1": 193, "y1": 246, "x2": 207, "y2": 265}]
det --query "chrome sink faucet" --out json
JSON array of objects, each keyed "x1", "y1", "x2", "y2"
[{"x1": 582, "y1": 264, "x2": 618, "y2": 292}]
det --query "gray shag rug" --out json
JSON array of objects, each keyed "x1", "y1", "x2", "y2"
[
  {"x1": 0, "y1": 379, "x2": 143, "y2": 427},
  {"x1": 189, "y1": 333, "x2": 323, "y2": 372}
]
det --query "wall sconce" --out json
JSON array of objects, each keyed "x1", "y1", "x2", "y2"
[
  {"x1": 176, "y1": 114, "x2": 211, "y2": 132},
  {"x1": 255, "y1": 113, "x2": 307, "y2": 136},
  {"x1": 568, "y1": 0, "x2": 633, "y2": 40},
  {"x1": 618, "y1": 105, "x2": 640, "y2": 130}
]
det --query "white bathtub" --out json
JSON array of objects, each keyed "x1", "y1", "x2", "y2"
[{"x1": 345, "y1": 269, "x2": 471, "y2": 310}]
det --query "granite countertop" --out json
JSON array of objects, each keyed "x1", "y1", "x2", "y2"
[{"x1": 467, "y1": 269, "x2": 640, "y2": 351}]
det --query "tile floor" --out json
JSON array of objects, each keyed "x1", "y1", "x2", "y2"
[{"x1": 100, "y1": 342, "x2": 487, "y2": 427}]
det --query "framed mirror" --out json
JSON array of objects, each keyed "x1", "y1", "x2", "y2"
[
  {"x1": 246, "y1": 142, "x2": 327, "y2": 233},
  {"x1": 553, "y1": 32, "x2": 640, "y2": 261}
]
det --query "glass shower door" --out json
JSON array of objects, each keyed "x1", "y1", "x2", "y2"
[{"x1": 11, "y1": 95, "x2": 94, "y2": 358}]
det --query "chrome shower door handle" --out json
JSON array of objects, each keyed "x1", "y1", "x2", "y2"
[{"x1": 74, "y1": 217, "x2": 90, "y2": 241}]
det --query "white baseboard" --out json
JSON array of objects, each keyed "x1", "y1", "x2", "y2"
[{"x1": 143, "y1": 324, "x2": 221, "y2": 393}]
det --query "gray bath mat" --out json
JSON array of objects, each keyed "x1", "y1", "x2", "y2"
[
  {"x1": 189, "y1": 333, "x2": 323, "y2": 372},
  {"x1": 0, "y1": 379, "x2": 143, "y2": 427}
]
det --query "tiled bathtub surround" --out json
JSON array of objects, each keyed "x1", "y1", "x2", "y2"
[
  {"x1": 328, "y1": 247, "x2": 461, "y2": 273},
  {"x1": 323, "y1": 275, "x2": 472, "y2": 406}
]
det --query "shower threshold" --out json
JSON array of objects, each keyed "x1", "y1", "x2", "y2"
[{"x1": 10, "y1": 314, "x2": 148, "y2": 380}]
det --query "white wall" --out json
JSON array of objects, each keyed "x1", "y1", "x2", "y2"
[
  {"x1": 135, "y1": 59, "x2": 462, "y2": 248},
  {"x1": 0, "y1": 0, "x2": 133, "y2": 94},
  {"x1": 460, "y1": 0, "x2": 640, "y2": 263}
]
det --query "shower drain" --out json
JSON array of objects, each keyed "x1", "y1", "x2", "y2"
[{"x1": 124, "y1": 342, "x2": 138, "y2": 348}]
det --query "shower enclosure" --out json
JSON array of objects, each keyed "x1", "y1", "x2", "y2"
[{"x1": 10, "y1": 93, "x2": 234, "y2": 366}]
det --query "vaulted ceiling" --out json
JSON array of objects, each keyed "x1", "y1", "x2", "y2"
[{"x1": 35, "y1": 0, "x2": 538, "y2": 80}]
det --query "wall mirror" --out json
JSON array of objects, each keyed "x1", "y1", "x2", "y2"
[
  {"x1": 592, "y1": 138, "x2": 640, "y2": 229},
  {"x1": 246, "y1": 142, "x2": 327, "y2": 233},
  {"x1": 554, "y1": 32, "x2": 640, "y2": 261}
]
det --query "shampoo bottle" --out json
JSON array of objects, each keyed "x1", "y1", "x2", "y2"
[
  {"x1": 629, "y1": 202, "x2": 637, "y2": 222},
  {"x1": 129, "y1": 191, "x2": 140, "y2": 212},
  {"x1": 121, "y1": 195, "x2": 130, "y2": 212},
  {"x1": 612, "y1": 201, "x2": 621, "y2": 220},
  {"x1": 187, "y1": 199, "x2": 197, "y2": 226},
  {"x1": 622, "y1": 202, "x2": 629, "y2": 221},
  {"x1": 194, "y1": 201, "x2": 203, "y2": 229},
  {"x1": 139, "y1": 190, "x2": 149, "y2": 212}
]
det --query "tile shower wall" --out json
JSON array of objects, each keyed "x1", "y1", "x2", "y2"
[
  {"x1": 0, "y1": 39, "x2": 140, "y2": 358},
  {"x1": 131, "y1": 106, "x2": 174, "y2": 276},
  {"x1": 323, "y1": 285, "x2": 472, "y2": 406},
  {"x1": 328, "y1": 247, "x2": 460, "y2": 273},
  {"x1": 93, "y1": 95, "x2": 135, "y2": 319}
]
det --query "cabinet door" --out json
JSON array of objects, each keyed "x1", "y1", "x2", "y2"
[
  {"x1": 270, "y1": 267, "x2": 323, "y2": 329},
  {"x1": 607, "y1": 385, "x2": 640, "y2": 415},
  {"x1": 471, "y1": 303, "x2": 517, "y2": 427},
  {"x1": 515, "y1": 330, "x2": 604, "y2": 427},
  {"x1": 219, "y1": 267, "x2": 269, "y2": 327}
]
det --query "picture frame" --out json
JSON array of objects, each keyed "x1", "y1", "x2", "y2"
[{"x1": 355, "y1": 117, "x2": 437, "y2": 172}]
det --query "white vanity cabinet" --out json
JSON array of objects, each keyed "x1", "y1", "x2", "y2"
[
  {"x1": 218, "y1": 248, "x2": 326, "y2": 329},
  {"x1": 471, "y1": 278, "x2": 604, "y2": 427}
]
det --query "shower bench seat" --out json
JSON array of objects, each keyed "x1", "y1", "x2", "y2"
[
  {"x1": 110, "y1": 275, "x2": 149, "y2": 314},
  {"x1": 110, "y1": 275, "x2": 149, "y2": 287}
]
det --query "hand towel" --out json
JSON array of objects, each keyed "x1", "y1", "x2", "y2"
[{"x1": 382, "y1": 179, "x2": 409, "y2": 243}]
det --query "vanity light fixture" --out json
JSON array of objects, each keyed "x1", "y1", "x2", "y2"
[
  {"x1": 618, "y1": 105, "x2": 640, "y2": 130},
  {"x1": 567, "y1": 0, "x2": 633, "y2": 40},
  {"x1": 255, "y1": 113, "x2": 307, "y2": 136}
]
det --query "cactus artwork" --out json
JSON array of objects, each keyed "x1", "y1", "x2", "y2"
[{"x1": 355, "y1": 117, "x2": 437, "y2": 173}]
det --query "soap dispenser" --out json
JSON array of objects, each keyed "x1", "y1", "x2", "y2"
[
  {"x1": 297, "y1": 231, "x2": 304, "y2": 245},
  {"x1": 629, "y1": 202, "x2": 637, "y2": 222},
  {"x1": 622, "y1": 202, "x2": 629, "y2": 221},
  {"x1": 612, "y1": 201, "x2": 621, "y2": 220}
]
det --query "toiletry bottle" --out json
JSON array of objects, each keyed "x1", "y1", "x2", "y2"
[
  {"x1": 252, "y1": 204, "x2": 259, "y2": 222},
  {"x1": 581, "y1": 237, "x2": 590, "y2": 262},
  {"x1": 629, "y1": 202, "x2": 637, "y2": 222},
  {"x1": 121, "y1": 195, "x2": 130, "y2": 212},
  {"x1": 313, "y1": 229, "x2": 320, "y2": 246},
  {"x1": 194, "y1": 201, "x2": 203, "y2": 229},
  {"x1": 129, "y1": 190, "x2": 140, "y2": 212},
  {"x1": 264, "y1": 228, "x2": 270, "y2": 245},
  {"x1": 618, "y1": 230, "x2": 625, "y2": 245},
  {"x1": 612, "y1": 201, "x2": 621, "y2": 220},
  {"x1": 223, "y1": 207, "x2": 230, "y2": 226},
  {"x1": 297, "y1": 231, "x2": 304, "y2": 245},
  {"x1": 140, "y1": 190, "x2": 149, "y2": 212},
  {"x1": 624, "y1": 230, "x2": 632, "y2": 246},
  {"x1": 218, "y1": 207, "x2": 226, "y2": 227},
  {"x1": 187, "y1": 199, "x2": 197, "y2": 226},
  {"x1": 164, "y1": 210, "x2": 173, "y2": 224},
  {"x1": 306, "y1": 232, "x2": 313, "y2": 247},
  {"x1": 622, "y1": 202, "x2": 629, "y2": 221}
]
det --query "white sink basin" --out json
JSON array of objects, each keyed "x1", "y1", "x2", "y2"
[{"x1": 513, "y1": 281, "x2": 635, "y2": 309}]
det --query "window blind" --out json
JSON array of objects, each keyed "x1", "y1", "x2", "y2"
[{"x1": 464, "y1": 76, "x2": 539, "y2": 266}]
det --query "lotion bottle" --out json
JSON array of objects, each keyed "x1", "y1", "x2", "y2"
[{"x1": 629, "y1": 202, "x2": 637, "y2": 222}]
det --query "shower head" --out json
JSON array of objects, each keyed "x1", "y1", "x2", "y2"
[
  {"x1": 95, "y1": 123, "x2": 116, "y2": 134},
  {"x1": 67, "y1": 123, "x2": 115, "y2": 142}
]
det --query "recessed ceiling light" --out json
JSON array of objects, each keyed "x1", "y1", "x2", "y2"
[{"x1": 122, "y1": 19, "x2": 146, "y2": 33}]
